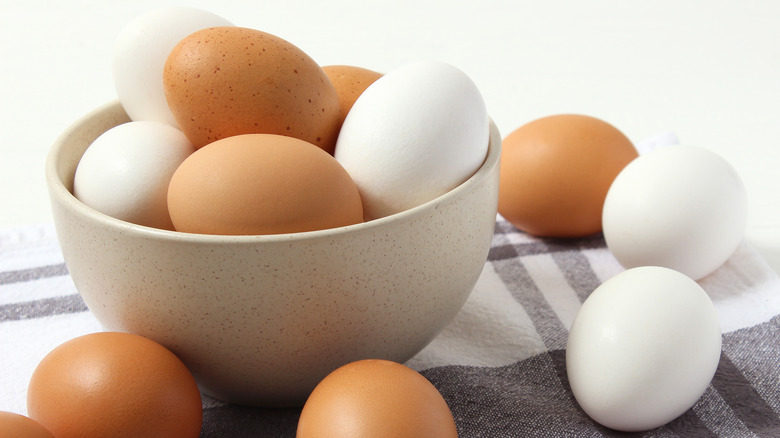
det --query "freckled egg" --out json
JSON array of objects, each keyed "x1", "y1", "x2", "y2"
[
  {"x1": 0, "y1": 411, "x2": 55, "y2": 438},
  {"x1": 297, "y1": 359, "x2": 458, "y2": 438},
  {"x1": 163, "y1": 26, "x2": 341, "y2": 152},
  {"x1": 566, "y1": 266, "x2": 722, "y2": 432},
  {"x1": 112, "y1": 7, "x2": 232, "y2": 128},
  {"x1": 73, "y1": 120, "x2": 195, "y2": 230},
  {"x1": 322, "y1": 65, "x2": 383, "y2": 128},
  {"x1": 603, "y1": 145, "x2": 748, "y2": 280},
  {"x1": 27, "y1": 332, "x2": 202, "y2": 438},
  {"x1": 498, "y1": 114, "x2": 638, "y2": 237},
  {"x1": 167, "y1": 133, "x2": 363, "y2": 235},
  {"x1": 334, "y1": 61, "x2": 489, "y2": 220}
]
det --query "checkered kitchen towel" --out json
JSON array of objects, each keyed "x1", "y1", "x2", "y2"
[
  {"x1": 2, "y1": 137, "x2": 780, "y2": 437},
  {"x1": 2, "y1": 215, "x2": 780, "y2": 437}
]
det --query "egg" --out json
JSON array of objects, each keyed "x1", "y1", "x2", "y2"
[
  {"x1": 0, "y1": 411, "x2": 55, "y2": 438},
  {"x1": 112, "y1": 7, "x2": 232, "y2": 128},
  {"x1": 322, "y1": 65, "x2": 383, "y2": 128},
  {"x1": 73, "y1": 120, "x2": 195, "y2": 230},
  {"x1": 163, "y1": 26, "x2": 341, "y2": 152},
  {"x1": 334, "y1": 60, "x2": 489, "y2": 220},
  {"x1": 602, "y1": 145, "x2": 748, "y2": 280},
  {"x1": 27, "y1": 332, "x2": 202, "y2": 438},
  {"x1": 297, "y1": 359, "x2": 458, "y2": 438},
  {"x1": 498, "y1": 114, "x2": 638, "y2": 238},
  {"x1": 566, "y1": 266, "x2": 722, "y2": 432},
  {"x1": 167, "y1": 133, "x2": 363, "y2": 235}
]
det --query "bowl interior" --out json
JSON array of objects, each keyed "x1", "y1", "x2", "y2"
[{"x1": 46, "y1": 100, "x2": 501, "y2": 243}]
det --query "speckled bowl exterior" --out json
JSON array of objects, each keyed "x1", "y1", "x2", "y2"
[{"x1": 45, "y1": 100, "x2": 501, "y2": 407}]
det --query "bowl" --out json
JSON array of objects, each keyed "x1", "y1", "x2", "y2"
[{"x1": 45, "y1": 100, "x2": 501, "y2": 407}]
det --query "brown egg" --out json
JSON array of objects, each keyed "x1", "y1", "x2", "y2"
[
  {"x1": 322, "y1": 65, "x2": 383, "y2": 128},
  {"x1": 167, "y1": 133, "x2": 363, "y2": 235},
  {"x1": 297, "y1": 359, "x2": 458, "y2": 438},
  {"x1": 26, "y1": 332, "x2": 202, "y2": 438},
  {"x1": 0, "y1": 411, "x2": 55, "y2": 438},
  {"x1": 164, "y1": 26, "x2": 341, "y2": 153},
  {"x1": 498, "y1": 114, "x2": 638, "y2": 237}
]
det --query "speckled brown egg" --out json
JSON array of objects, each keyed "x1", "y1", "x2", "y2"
[
  {"x1": 163, "y1": 26, "x2": 341, "y2": 153},
  {"x1": 297, "y1": 359, "x2": 458, "y2": 438},
  {"x1": 322, "y1": 65, "x2": 383, "y2": 129},
  {"x1": 498, "y1": 114, "x2": 638, "y2": 238},
  {"x1": 167, "y1": 133, "x2": 363, "y2": 235}
]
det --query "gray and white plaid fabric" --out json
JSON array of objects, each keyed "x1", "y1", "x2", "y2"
[{"x1": 2, "y1": 216, "x2": 779, "y2": 437}]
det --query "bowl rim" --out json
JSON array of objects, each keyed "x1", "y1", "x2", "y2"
[{"x1": 45, "y1": 100, "x2": 501, "y2": 244}]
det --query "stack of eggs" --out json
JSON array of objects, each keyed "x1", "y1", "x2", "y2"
[{"x1": 74, "y1": 7, "x2": 490, "y2": 235}]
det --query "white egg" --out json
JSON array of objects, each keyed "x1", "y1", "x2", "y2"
[
  {"x1": 112, "y1": 7, "x2": 232, "y2": 128},
  {"x1": 602, "y1": 145, "x2": 748, "y2": 280},
  {"x1": 566, "y1": 266, "x2": 722, "y2": 432},
  {"x1": 73, "y1": 121, "x2": 195, "y2": 230},
  {"x1": 334, "y1": 61, "x2": 489, "y2": 220}
]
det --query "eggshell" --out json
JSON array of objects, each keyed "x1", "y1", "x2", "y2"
[
  {"x1": 163, "y1": 26, "x2": 341, "y2": 152},
  {"x1": 602, "y1": 145, "x2": 748, "y2": 280},
  {"x1": 167, "y1": 133, "x2": 363, "y2": 235},
  {"x1": 566, "y1": 266, "x2": 722, "y2": 432},
  {"x1": 334, "y1": 60, "x2": 489, "y2": 220},
  {"x1": 73, "y1": 120, "x2": 195, "y2": 230},
  {"x1": 498, "y1": 114, "x2": 638, "y2": 238},
  {"x1": 27, "y1": 332, "x2": 202, "y2": 438},
  {"x1": 297, "y1": 359, "x2": 458, "y2": 438},
  {"x1": 112, "y1": 7, "x2": 232, "y2": 128},
  {"x1": 322, "y1": 65, "x2": 383, "y2": 128},
  {"x1": 0, "y1": 411, "x2": 55, "y2": 438}
]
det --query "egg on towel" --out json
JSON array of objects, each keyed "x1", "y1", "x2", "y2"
[
  {"x1": 602, "y1": 145, "x2": 748, "y2": 280},
  {"x1": 297, "y1": 359, "x2": 458, "y2": 438},
  {"x1": 27, "y1": 332, "x2": 203, "y2": 438},
  {"x1": 73, "y1": 121, "x2": 195, "y2": 230},
  {"x1": 566, "y1": 266, "x2": 722, "y2": 432},
  {"x1": 498, "y1": 114, "x2": 638, "y2": 238},
  {"x1": 112, "y1": 7, "x2": 233, "y2": 128},
  {"x1": 163, "y1": 26, "x2": 341, "y2": 152},
  {"x1": 334, "y1": 60, "x2": 489, "y2": 221}
]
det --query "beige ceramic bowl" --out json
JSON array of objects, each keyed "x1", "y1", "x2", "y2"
[{"x1": 46, "y1": 100, "x2": 501, "y2": 407}]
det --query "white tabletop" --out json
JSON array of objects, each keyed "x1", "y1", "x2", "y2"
[{"x1": 2, "y1": 0, "x2": 778, "y2": 274}]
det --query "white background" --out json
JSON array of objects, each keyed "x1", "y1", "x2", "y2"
[{"x1": 1, "y1": 0, "x2": 779, "y2": 273}]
